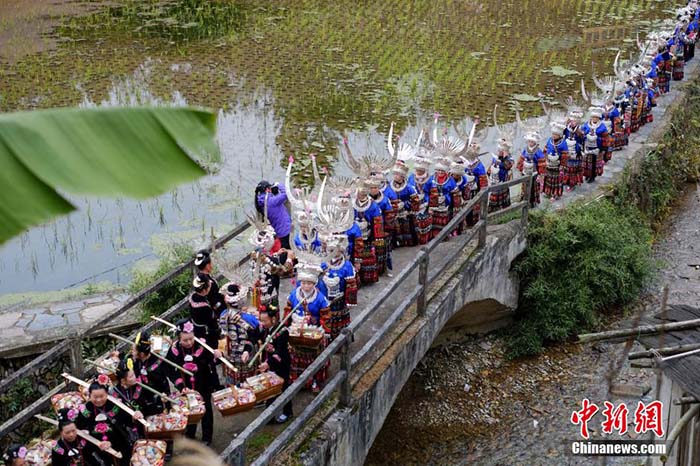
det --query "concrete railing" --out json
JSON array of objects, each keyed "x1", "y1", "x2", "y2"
[{"x1": 220, "y1": 174, "x2": 534, "y2": 466}]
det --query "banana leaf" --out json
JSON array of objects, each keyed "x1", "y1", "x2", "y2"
[{"x1": 0, "y1": 106, "x2": 219, "y2": 245}]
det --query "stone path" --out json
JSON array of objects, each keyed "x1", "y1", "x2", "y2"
[
  {"x1": 0, "y1": 292, "x2": 134, "y2": 358},
  {"x1": 0, "y1": 58, "x2": 695, "y2": 365}
]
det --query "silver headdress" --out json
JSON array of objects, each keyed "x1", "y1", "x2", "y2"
[
  {"x1": 493, "y1": 105, "x2": 516, "y2": 153},
  {"x1": 387, "y1": 122, "x2": 417, "y2": 162},
  {"x1": 547, "y1": 110, "x2": 568, "y2": 136},
  {"x1": 341, "y1": 134, "x2": 398, "y2": 178},
  {"x1": 315, "y1": 178, "x2": 354, "y2": 258},
  {"x1": 285, "y1": 155, "x2": 322, "y2": 229},
  {"x1": 291, "y1": 227, "x2": 327, "y2": 284},
  {"x1": 428, "y1": 114, "x2": 468, "y2": 160},
  {"x1": 515, "y1": 102, "x2": 548, "y2": 147},
  {"x1": 581, "y1": 80, "x2": 606, "y2": 120},
  {"x1": 247, "y1": 194, "x2": 276, "y2": 251}
]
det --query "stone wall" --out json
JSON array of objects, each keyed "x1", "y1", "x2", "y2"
[{"x1": 294, "y1": 221, "x2": 527, "y2": 466}]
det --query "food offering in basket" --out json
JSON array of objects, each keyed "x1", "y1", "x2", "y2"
[
  {"x1": 25, "y1": 439, "x2": 56, "y2": 465},
  {"x1": 51, "y1": 391, "x2": 86, "y2": 413},
  {"x1": 130, "y1": 439, "x2": 167, "y2": 466},
  {"x1": 171, "y1": 390, "x2": 205, "y2": 424},
  {"x1": 242, "y1": 372, "x2": 284, "y2": 403},
  {"x1": 144, "y1": 412, "x2": 187, "y2": 439},
  {"x1": 288, "y1": 321, "x2": 325, "y2": 348},
  {"x1": 96, "y1": 353, "x2": 121, "y2": 382},
  {"x1": 149, "y1": 334, "x2": 172, "y2": 357},
  {"x1": 212, "y1": 386, "x2": 256, "y2": 416}
]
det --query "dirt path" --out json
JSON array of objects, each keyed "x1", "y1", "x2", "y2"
[{"x1": 367, "y1": 184, "x2": 700, "y2": 466}]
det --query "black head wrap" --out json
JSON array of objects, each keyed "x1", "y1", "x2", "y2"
[
  {"x1": 3, "y1": 445, "x2": 26, "y2": 464},
  {"x1": 175, "y1": 318, "x2": 195, "y2": 335},
  {"x1": 56, "y1": 407, "x2": 79, "y2": 430},
  {"x1": 192, "y1": 272, "x2": 210, "y2": 293},
  {"x1": 88, "y1": 380, "x2": 109, "y2": 394},
  {"x1": 114, "y1": 359, "x2": 130, "y2": 381},
  {"x1": 194, "y1": 250, "x2": 211, "y2": 270},
  {"x1": 135, "y1": 330, "x2": 152, "y2": 354}
]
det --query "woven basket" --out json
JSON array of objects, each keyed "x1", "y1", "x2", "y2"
[{"x1": 213, "y1": 387, "x2": 257, "y2": 416}]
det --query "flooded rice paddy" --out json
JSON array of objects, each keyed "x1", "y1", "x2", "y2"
[{"x1": 0, "y1": 0, "x2": 674, "y2": 296}]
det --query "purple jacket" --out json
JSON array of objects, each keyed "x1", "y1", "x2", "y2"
[{"x1": 257, "y1": 185, "x2": 292, "y2": 238}]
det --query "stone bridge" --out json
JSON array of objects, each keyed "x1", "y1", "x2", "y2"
[{"x1": 221, "y1": 177, "x2": 532, "y2": 466}]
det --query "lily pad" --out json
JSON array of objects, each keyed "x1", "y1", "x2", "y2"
[
  {"x1": 511, "y1": 93, "x2": 541, "y2": 102},
  {"x1": 544, "y1": 66, "x2": 581, "y2": 77}
]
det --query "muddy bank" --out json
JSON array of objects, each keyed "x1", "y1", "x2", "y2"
[
  {"x1": 367, "y1": 184, "x2": 700, "y2": 466},
  {"x1": 0, "y1": 0, "x2": 108, "y2": 63}
]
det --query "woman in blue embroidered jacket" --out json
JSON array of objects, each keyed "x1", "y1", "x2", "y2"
[
  {"x1": 353, "y1": 183, "x2": 383, "y2": 285},
  {"x1": 581, "y1": 106, "x2": 610, "y2": 180},
  {"x1": 384, "y1": 162, "x2": 421, "y2": 247},
  {"x1": 517, "y1": 132, "x2": 546, "y2": 206},
  {"x1": 318, "y1": 232, "x2": 357, "y2": 340},
  {"x1": 368, "y1": 173, "x2": 393, "y2": 275},
  {"x1": 487, "y1": 138, "x2": 515, "y2": 213},
  {"x1": 423, "y1": 157, "x2": 456, "y2": 239},
  {"x1": 284, "y1": 261, "x2": 331, "y2": 393},
  {"x1": 544, "y1": 119, "x2": 568, "y2": 199}
]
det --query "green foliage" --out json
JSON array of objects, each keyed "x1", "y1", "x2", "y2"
[
  {"x1": 507, "y1": 201, "x2": 654, "y2": 358},
  {"x1": 81, "y1": 336, "x2": 117, "y2": 360},
  {"x1": 90, "y1": 0, "x2": 250, "y2": 41},
  {"x1": 129, "y1": 242, "x2": 194, "y2": 320},
  {"x1": 0, "y1": 107, "x2": 219, "y2": 245},
  {"x1": 507, "y1": 79, "x2": 700, "y2": 358},
  {"x1": 0, "y1": 378, "x2": 39, "y2": 417}
]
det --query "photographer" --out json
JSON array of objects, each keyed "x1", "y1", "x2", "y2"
[{"x1": 255, "y1": 180, "x2": 292, "y2": 249}]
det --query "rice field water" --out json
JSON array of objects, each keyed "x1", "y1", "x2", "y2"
[{"x1": 0, "y1": 0, "x2": 673, "y2": 296}]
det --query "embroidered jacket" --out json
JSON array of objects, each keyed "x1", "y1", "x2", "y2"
[{"x1": 284, "y1": 287, "x2": 331, "y2": 334}]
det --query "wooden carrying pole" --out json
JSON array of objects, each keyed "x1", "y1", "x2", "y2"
[
  {"x1": 149, "y1": 316, "x2": 238, "y2": 373},
  {"x1": 247, "y1": 304, "x2": 299, "y2": 368},
  {"x1": 84, "y1": 359, "x2": 178, "y2": 404},
  {"x1": 107, "y1": 333, "x2": 194, "y2": 377},
  {"x1": 34, "y1": 415, "x2": 123, "y2": 459},
  {"x1": 577, "y1": 319, "x2": 700, "y2": 344},
  {"x1": 61, "y1": 373, "x2": 149, "y2": 428}
]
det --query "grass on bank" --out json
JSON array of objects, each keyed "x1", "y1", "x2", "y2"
[
  {"x1": 128, "y1": 242, "x2": 194, "y2": 321},
  {"x1": 507, "y1": 78, "x2": 700, "y2": 358}
]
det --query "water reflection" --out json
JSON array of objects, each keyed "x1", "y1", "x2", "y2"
[
  {"x1": 0, "y1": 70, "x2": 287, "y2": 294},
  {"x1": 0, "y1": 0, "x2": 676, "y2": 296}
]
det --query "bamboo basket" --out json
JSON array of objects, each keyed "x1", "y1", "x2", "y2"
[
  {"x1": 212, "y1": 386, "x2": 257, "y2": 416},
  {"x1": 50, "y1": 391, "x2": 86, "y2": 413},
  {"x1": 289, "y1": 325, "x2": 324, "y2": 348},
  {"x1": 243, "y1": 372, "x2": 284, "y2": 403},
  {"x1": 172, "y1": 391, "x2": 206, "y2": 425},
  {"x1": 130, "y1": 440, "x2": 167, "y2": 466},
  {"x1": 144, "y1": 413, "x2": 187, "y2": 440}
]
